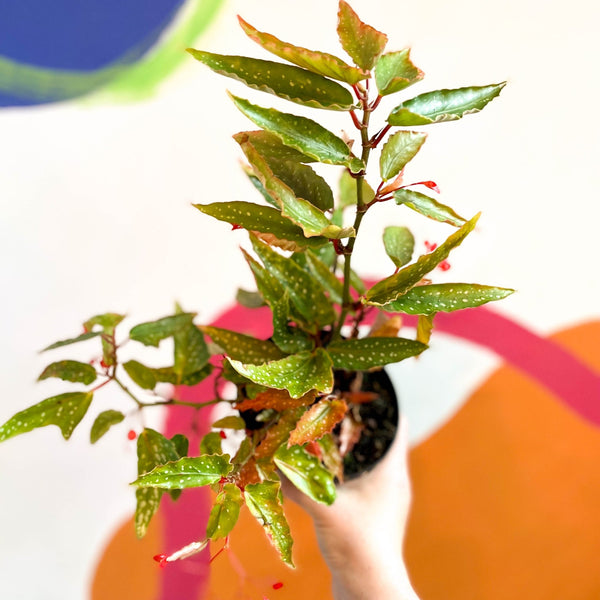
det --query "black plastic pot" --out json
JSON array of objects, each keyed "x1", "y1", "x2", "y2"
[{"x1": 332, "y1": 368, "x2": 399, "y2": 480}]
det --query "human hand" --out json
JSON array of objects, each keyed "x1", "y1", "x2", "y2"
[{"x1": 282, "y1": 417, "x2": 420, "y2": 600}]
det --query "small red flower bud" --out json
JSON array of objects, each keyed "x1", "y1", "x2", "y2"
[
  {"x1": 231, "y1": 223, "x2": 242, "y2": 230},
  {"x1": 272, "y1": 581, "x2": 284, "y2": 590},
  {"x1": 127, "y1": 430, "x2": 137, "y2": 441},
  {"x1": 153, "y1": 553, "x2": 168, "y2": 568},
  {"x1": 438, "y1": 260, "x2": 451, "y2": 271},
  {"x1": 332, "y1": 239, "x2": 344, "y2": 255},
  {"x1": 424, "y1": 241, "x2": 437, "y2": 252},
  {"x1": 100, "y1": 359, "x2": 109, "y2": 369},
  {"x1": 219, "y1": 430, "x2": 227, "y2": 439},
  {"x1": 419, "y1": 180, "x2": 440, "y2": 193}
]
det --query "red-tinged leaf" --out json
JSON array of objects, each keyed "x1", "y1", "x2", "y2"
[
  {"x1": 341, "y1": 391, "x2": 379, "y2": 404},
  {"x1": 255, "y1": 408, "x2": 305, "y2": 460},
  {"x1": 337, "y1": 0, "x2": 387, "y2": 71},
  {"x1": 318, "y1": 434, "x2": 344, "y2": 482},
  {"x1": 187, "y1": 49, "x2": 354, "y2": 110},
  {"x1": 374, "y1": 49, "x2": 424, "y2": 96},
  {"x1": 236, "y1": 389, "x2": 317, "y2": 413},
  {"x1": 244, "y1": 481, "x2": 294, "y2": 566},
  {"x1": 288, "y1": 398, "x2": 348, "y2": 446},
  {"x1": 238, "y1": 17, "x2": 367, "y2": 84}
]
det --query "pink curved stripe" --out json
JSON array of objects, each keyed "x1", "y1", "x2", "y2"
[{"x1": 160, "y1": 303, "x2": 600, "y2": 599}]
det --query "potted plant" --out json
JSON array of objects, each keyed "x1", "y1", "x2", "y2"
[{"x1": 0, "y1": 0, "x2": 511, "y2": 571}]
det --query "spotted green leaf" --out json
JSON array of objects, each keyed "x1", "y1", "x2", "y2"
[
  {"x1": 274, "y1": 444, "x2": 336, "y2": 505},
  {"x1": 265, "y1": 157, "x2": 334, "y2": 212},
  {"x1": 0, "y1": 392, "x2": 93, "y2": 442},
  {"x1": 193, "y1": 201, "x2": 328, "y2": 248},
  {"x1": 90, "y1": 410, "x2": 125, "y2": 444},
  {"x1": 238, "y1": 17, "x2": 366, "y2": 84},
  {"x1": 40, "y1": 331, "x2": 101, "y2": 352},
  {"x1": 383, "y1": 226, "x2": 414, "y2": 268},
  {"x1": 134, "y1": 428, "x2": 182, "y2": 538},
  {"x1": 201, "y1": 325, "x2": 284, "y2": 363},
  {"x1": 236, "y1": 135, "x2": 353, "y2": 239},
  {"x1": 380, "y1": 130, "x2": 427, "y2": 181},
  {"x1": 38, "y1": 360, "x2": 97, "y2": 385},
  {"x1": 288, "y1": 398, "x2": 348, "y2": 446},
  {"x1": 244, "y1": 480, "x2": 294, "y2": 567},
  {"x1": 365, "y1": 214, "x2": 480, "y2": 306},
  {"x1": 230, "y1": 95, "x2": 364, "y2": 172},
  {"x1": 270, "y1": 293, "x2": 314, "y2": 354},
  {"x1": 228, "y1": 348, "x2": 334, "y2": 399},
  {"x1": 129, "y1": 314, "x2": 195, "y2": 348},
  {"x1": 238, "y1": 130, "x2": 315, "y2": 163},
  {"x1": 326, "y1": 337, "x2": 426, "y2": 370},
  {"x1": 83, "y1": 313, "x2": 125, "y2": 331},
  {"x1": 206, "y1": 483, "x2": 243, "y2": 541},
  {"x1": 305, "y1": 251, "x2": 344, "y2": 304},
  {"x1": 173, "y1": 314, "x2": 210, "y2": 379},
  {"x1": 375, "y1": 49, "x2": 424, "y2": 95},
  {"x1": 383, "y1": 283, "x2": 515, "y2": 314},
  {"x1": 132, "y1": 455, "x2": 232, "y2": 490},
  {"x1": 337, "y1": 0, "x2": 387, "y2": 71},
  {"x1": 83, "y1": 313, "x2": 125, "y2": 367},
  {"x1": 251, "y1": 235, "x2": 335, "y2": 327},
  {"x1": 123, "y1": 360, "x2": 157, "y2": 390},
  {"x1": 188, "y1": 49, "x2": 354, "y2": 111},
  {"x1": 388, "y1": 83, "x2": 506, "y2": 126},
  {"x1": 394, "y1": 188, "x2": 466, "y2": 227}
]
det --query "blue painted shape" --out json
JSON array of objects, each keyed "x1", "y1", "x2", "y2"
[{"x1": 0, "y1": 0, "x2": 186, "y2": 106}]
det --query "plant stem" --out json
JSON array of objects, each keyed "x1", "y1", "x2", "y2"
[
  {"x1": 334, "y1": 91, "x2": 374, "y2": 339},
  {"x1": 113, "y1": 375, "x2": 144, "y2": 407}
]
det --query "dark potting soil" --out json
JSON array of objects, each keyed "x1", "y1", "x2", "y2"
[{"x1": 332, "y1": 368, "x2": 399, "y2": 480}]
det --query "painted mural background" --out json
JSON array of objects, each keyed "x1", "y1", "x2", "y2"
[{"x1": 1, "y1": 1, "x2": 598, "y2": 598}]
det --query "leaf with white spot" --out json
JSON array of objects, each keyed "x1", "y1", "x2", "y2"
[
  {"x1": 90, "y1": 410, "x2": 125, "y2": 444},
  {"x1": 228, "y1": 348, "x2": 333, "y2": 399},
  {"x1": 383, "y1": 283, "x2": 514, "y2": 314},
  {"x1": 187, "y1": 50, "x2": 354, "y2": 111},
  {"x1": 251, "y1": 235, "x2": 335, "y2": 328},
  {"x1": 38, "y1": 360, "x2": 97, "y2": 385},
  {"x1": 387, "y1": 83, "x2": 506, "y2": 126},
  {"x1": 201, "y1": 325, "x2": 285, "y2": 363},
  {"x1": 239, "y1": 17, "x2": 366, "y2": 84},
  {"x1": 394, "y1": 188, "x2": 466, "y2": 227},
  {"x1": 365, "y1": 214, "x2": 480, "y2": 306},
  {"x1": 305, "y1": 251, "x2": 344, "y2": 304},
  {"x1": 244, "y1": 480, "x2": 294, "y2": 566},
  {"x1": 131, "y1": 455, "x2": 232, "y2": 490},
  {"x1": 380, "y1": 130, "x2": 427, "y2": 181},
  {"x1": 326, "y1": 337, "x2": 426, "y2": 370},
  {"x1": 288, "y1": 398, "x2": 348, "y2": 446},
  {"x1": 206, "y1": 483, "x2": 243, "y2": 541},
  {"x1": 230, "y1": 95, "x2": 364, "y2": 172},
  {"x1": 193, "y1": 201, "x2": 328, "y2": 248},
  {"x1": 375, "y1": 49, "x2": 424, "y2": 96},
  {"x1": 337, "y1": 0, "x2": 387, "y2": 71},
  {"x1": 173, "y1": 314, "x2": 210, "y2": 379},
  {"x1": 383, "y1": 226, "x2": 414, "y2": 268},
  {"x1": 265, "y1": 157, "x2": 334, "y2": 212},
  {"x1": 274, "y1": 444, "x2": 336, "y2": 505},
  {"x1": 0, "y1": 392, "x2": 93, "y2": 442},
  {"x1": 236, "y1": 135, "x2": 353, "y2": 239},
  {"x1": 134, "y1": 428, "x2": 181, "y2": 538},
  {"x1": 238, "y1": 130, "x2": 315, "y2": 163},
  {"x1": 129, "y1": 314, "x2": 195, "y2": 348},
  {"x1": 270, "y1": 292, "x2": 314, "y2": 354}
]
